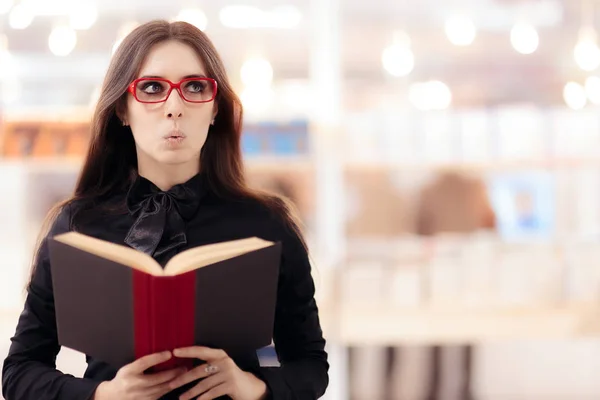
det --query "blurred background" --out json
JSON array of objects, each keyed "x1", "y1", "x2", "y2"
[{"x1": 3, "y1": 0, "x2": 600, "y2": 399}]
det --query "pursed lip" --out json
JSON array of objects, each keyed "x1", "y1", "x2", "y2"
[{"x1": 163, "y1": 130, "x2": 186, "y2": 139}]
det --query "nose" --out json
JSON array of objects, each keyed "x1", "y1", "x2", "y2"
[
  {"x1": 164, "y1": 89, "x2": 185, "y2": 119},
  {"x1": 166, "y1": 111, "x2": 182, "y2": 118}
]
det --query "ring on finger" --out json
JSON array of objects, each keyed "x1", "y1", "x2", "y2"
[{"x1": 204, "y1": 363, "x2": 219, "y2": 375}]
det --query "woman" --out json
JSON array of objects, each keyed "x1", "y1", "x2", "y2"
[{"x1": 2, "y1": 20, "x2": 328, "y2": 400}]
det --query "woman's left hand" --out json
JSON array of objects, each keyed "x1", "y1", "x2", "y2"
[{"x1": 169, "y1": 346, "x2": 269, "y2": 400}]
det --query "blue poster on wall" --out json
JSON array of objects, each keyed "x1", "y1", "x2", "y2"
[
  {"x1": 241, "y1": 120, "x2": 309, "y2": 157},
  {"x1": 488, "y1": 171, "x2": 555, "y2": 241}
]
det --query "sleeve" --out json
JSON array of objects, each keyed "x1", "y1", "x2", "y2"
[
  {"x1": 254, "y1": 225, "x2": 329, "y2": 400},
  {"x1": 1, "y1": 205, "x2": 101, "y2": 400}
]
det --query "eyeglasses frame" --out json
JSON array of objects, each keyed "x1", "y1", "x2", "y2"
[{"x1": 127, "y1": 77, "x2": 218, "y2": 104}]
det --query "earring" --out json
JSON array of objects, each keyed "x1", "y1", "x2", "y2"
[
  {"x1": 210, "y1": 119, "x2": 215, "y2": 126},
  {"x1": 122, "y1": 120, "x2": 128, "y2": 127}
]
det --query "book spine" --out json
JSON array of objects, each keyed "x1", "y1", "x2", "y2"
[
  {"x1": 174, "y1": 270, "x2": 196, "y2": 368},
  {"x1": 166, "y1": 272, "x2": 196, "y2": 371},
  {"x1": 132, "y1": 270, "x2": 196, "y2": 372},
  {"x1": 132, "y1": 270, "x2": 152, "y2": 363},
  {"x1": 149, "y1": 276, "x2": 177, "y2": 371}
]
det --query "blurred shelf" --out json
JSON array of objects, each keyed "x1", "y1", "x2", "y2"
[
  {"x1": 244, "y1": 155, "x2": 314, "y2": 170},
  {"x1": 2, "y1": 108, "x2": 93, "y2": 123},
  {"x1": 0, "y1": 156, "x2": 316, "y2": 172},
  {"x1": 321, "y1": 303, "x2": 600, "y2": 345},
  {"x1": 341, "y1": 158, "x2": 600, "y2": 171},
  {"x1": 10, "y1": 156, "x2": 600, "y2": 173},
  {"x1": 0, "y1": 158, "x2": 84, "y2": 173}
]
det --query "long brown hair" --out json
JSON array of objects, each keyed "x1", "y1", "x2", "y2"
[{"x1": 29, "y1": 20, "x2": 305, "y2": 280}]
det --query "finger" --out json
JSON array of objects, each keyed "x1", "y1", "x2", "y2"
[
  {"x1": 145, "y1": 381, "x2": 178, "y2": 399},
  {"x1": 179, "y1": 373, "x2": 227, "y2": 400},
  {"x1": 197, "y1": 383, "x2": 230, "y2": 400},
  {"x1": 173, "y1": 346, "x2": 227, "y2": 361},
  {"x1": 141, "y1": 366, "x2": 187, "y2": 387},
  {"x1": 126, "y1": 351, "x2": 172, "y2": 374},
  {"x1": 169, "y1": 360, "x2": 224, "y2": 390}
]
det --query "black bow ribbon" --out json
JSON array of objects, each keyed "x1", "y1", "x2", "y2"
[{"x1": 124, "y1": 173, "x2": 204, "y2": 263}]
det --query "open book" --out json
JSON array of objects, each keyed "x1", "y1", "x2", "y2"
[{"x1": 48, "y1": 232, "x2": 282, "y2": 371}]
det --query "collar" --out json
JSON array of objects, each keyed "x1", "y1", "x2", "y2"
[
  {"x1": 124, "y1": 172, "x2": 206, "y2": 262},
  {"x1": 126, "y1": 172, "x2": 205, "y2": 220}
]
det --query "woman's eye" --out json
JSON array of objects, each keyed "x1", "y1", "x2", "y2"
[
  {"x1": 185, "y1": 81, "x2": 205, "y2": 92},
  {"x1": 142, "y1": 82, "x2": 163, "y2": 93}
]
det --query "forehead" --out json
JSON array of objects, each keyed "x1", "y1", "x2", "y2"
[{"x1": 138, "y1": 40, "x2": 207, "y2": 79}]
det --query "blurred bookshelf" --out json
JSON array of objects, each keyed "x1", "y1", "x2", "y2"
[{"x1": 4, "y1": 106, "x2": 600, "y2": 348}]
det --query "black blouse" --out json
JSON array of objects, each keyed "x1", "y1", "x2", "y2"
[{"x1": 1, "y1": 172, "x2": 329, "y2": 400}]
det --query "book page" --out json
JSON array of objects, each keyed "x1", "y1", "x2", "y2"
[
  {"x1": 164, "y1": 237, "x2": 275, "y2": 276},
  {"x1": 53, "y1": 232, "x2": 162, "y2": 275}
]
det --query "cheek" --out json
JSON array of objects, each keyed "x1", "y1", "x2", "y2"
[
  {"x1": 190, "y1": 104, "x2": 214, "y2": 124},
  {"x1": 128, "y1": 103, "x2": 160, "y2": 142},
  {"x1": 187, "y1": 107, "x2": 213, "y2": 143},
  {"x1": 188, "y1": 128, "x2": 209, "y2": 154},
  {"x1": 128, "y1": 101, "x2": 160, "y2": 125}
]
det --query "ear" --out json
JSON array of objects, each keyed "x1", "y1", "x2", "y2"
[
  {"x1": 116, "y1": 99, "x2": 129, "y2": 126},
  {"x1": 211, "y1": 103, "x2": 218, "y2": 125}
]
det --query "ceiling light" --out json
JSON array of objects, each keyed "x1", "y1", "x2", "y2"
[
  {"x1": 511, "y1": 23, "x2": 539, "y2": 55},
  {"x1": 563, "y1": 82, "x2": 587, "y2": 110},
  {"x1": 445, "y1": 14, "x2": 476, "y2": 46},
  {"x1": 382, "y1": 44, "x2": 414, "y2": 77},
  {"x1": 49, "y1": 25, "x2": 77, "y2": 56},
  {"x1": 585, "y1": 76, "x2": 600, "y2": 105},
  {"x1": 9, "y1": 4, "x2": 33, "y2": 29}
]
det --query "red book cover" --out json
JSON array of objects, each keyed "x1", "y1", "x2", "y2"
[{"x1": 133, "y1": 271, "x2": 196, "y2": 371}]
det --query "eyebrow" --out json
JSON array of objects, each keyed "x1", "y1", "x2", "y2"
[{"x1": 139, "y1": 74, "x2": 209, "y2": 79}]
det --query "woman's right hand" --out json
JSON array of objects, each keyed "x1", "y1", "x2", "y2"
[{"x1": 93, "y1": 351, "x2": 186, "y2": 400}]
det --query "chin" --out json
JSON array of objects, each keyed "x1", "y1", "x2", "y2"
[{"x1": 155, "y1": 150, "x2": 199, "y2": 165}]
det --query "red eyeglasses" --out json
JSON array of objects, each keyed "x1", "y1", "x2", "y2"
[{"x1": 127, "y1": 77, "x2": 218, "y2": 104}]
